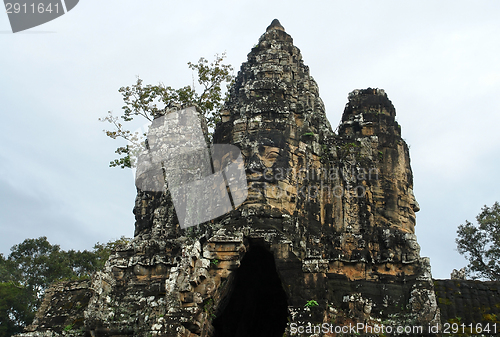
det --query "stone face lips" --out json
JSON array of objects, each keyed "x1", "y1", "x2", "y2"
[{"x1": 18, "y1": 19, "x2": 442, "y2": 337}]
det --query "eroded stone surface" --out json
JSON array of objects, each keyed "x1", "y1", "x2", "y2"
[
  {"x1": 20, "y1": 280, "x2": 93, "y2": 337},
  {"x1": 19, "y1": 19, "x2": 445, "y2": 337}
]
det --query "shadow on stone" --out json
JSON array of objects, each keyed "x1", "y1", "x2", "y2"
[{"x1": 213, "y1": 243, "x2": 288, "y2": 337}]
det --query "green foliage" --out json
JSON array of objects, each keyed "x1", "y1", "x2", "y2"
[
  {"x1": 340, "y1": 142, "x2": 359, "y2": 150},
  {"x1": 0, "y1": 236, "x2": 131, "y2": 335},
  {"x1": 438, "y1": 297, "x2": 452, "y2": 305},
  {"x1": 4, "y1": 237, "x2": 73, "y2": 297},
  {"x1": 0, "y1": 282, "x2": 33, "y2": 337},
  {"x1": 483, "y1": 313, "x2": 498, "y2": 322},
  {"x1": 456, "y1": 202, "x2": 500, "y2": 281},
  {"x1": 100, "y1": 53, "x2": 234, "y2": 169},
  {"x1": 203, "y1": 298, "x2": 216, "y2": 319},
  {"x1": 338, "y1": 142, "x2": 360, "y2": 159},
  {"x1": 304, "y1": 299, "x2": 319, "y2": 308},
  {"x1": 211, "y1": 259, "x2": 219, "y2": 266},
  {"x1": 63, "y1": 323, "x2": 74, "y2": 332}
]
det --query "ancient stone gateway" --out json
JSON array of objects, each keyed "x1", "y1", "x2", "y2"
[{"x1": 21, "y1": 19, "x2": 444, "y2": 337}]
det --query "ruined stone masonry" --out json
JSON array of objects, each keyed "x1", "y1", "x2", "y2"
[{"x1": 18, "y1": 19, "x2": 500, "y2": 337}]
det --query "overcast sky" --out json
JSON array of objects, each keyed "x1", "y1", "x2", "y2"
[{"x1": 1, "y1": 1, "x2": 500, "y2": 279}]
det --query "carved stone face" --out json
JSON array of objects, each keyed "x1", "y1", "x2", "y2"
[
  {"x1": 243, "y1": 145, "x2": 282, "y2": 181},
  {"x1": 405, "y1": 187, "x2": 420, "y2": 233},
  {"x1": 237, "y1": 134, "x2": 299, "y2": 211}
]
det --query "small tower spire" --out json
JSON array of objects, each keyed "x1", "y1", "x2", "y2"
[{"x1": 266, "y1": 18, "x2": 285, "y2": 32}]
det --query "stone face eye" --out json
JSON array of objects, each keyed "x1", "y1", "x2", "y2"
[
  {"x1": 266, "y1": 151, "x2": 280, "y2": 159},
  {"x1": 241, "y1": 149, "x2": 251, "y2": 158}
]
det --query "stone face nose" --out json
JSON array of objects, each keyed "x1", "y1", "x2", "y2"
[{"x1": 245, "y1": 154, "x2": 265, "y2": 173}]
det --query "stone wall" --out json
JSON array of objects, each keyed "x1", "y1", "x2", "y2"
[
  {"x1": 434, "y1": 279, "x2": 500, "y2": 334},
  {"x1": 21, "y1": 280, "x2": 93, "y2": 337}
]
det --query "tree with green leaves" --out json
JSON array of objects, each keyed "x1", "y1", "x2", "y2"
[
  {"x1": 0, "y1": 281, "x2": 33, "y2": 337},
  {"x1": 5, "y1": 237, "x2": 74, "y2": 299},
  {"x1": 456, "y1": 202, "x2": 500, "y2": 281},
  {"x1": 100, "y1": 53, "x2": 234, "y2": 169}
]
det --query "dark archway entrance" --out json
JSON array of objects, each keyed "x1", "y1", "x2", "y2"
[{"x1": 212, "y1": 243, "x2": 288, "y2": 337}]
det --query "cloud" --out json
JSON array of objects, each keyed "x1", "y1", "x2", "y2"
[
  {"x1": 0, "y1": 175, "x2": 88, "y2": 254},
  {"x1": 1, "y1": 0, "x2": 500, "y2": 279}
]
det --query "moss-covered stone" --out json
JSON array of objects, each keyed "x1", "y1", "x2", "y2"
[{"x1": 18, "y1": 19, "x2": 452, "y2": 337}]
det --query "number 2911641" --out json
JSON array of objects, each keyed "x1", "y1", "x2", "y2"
[{"x1": 5, "y1": 2, "x2": 60, "y2": 14}]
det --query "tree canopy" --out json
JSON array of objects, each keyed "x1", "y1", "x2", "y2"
[
  {"x1": 100, "y1": 53, "x2": 234, "y2": 169},
  {"x1": 456, "y1": 202, "x2": 500, "y2": 281}
]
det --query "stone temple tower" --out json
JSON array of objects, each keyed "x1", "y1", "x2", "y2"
[{"x1": 20, "y1": 19, "x2": 441, "y2": 337}]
